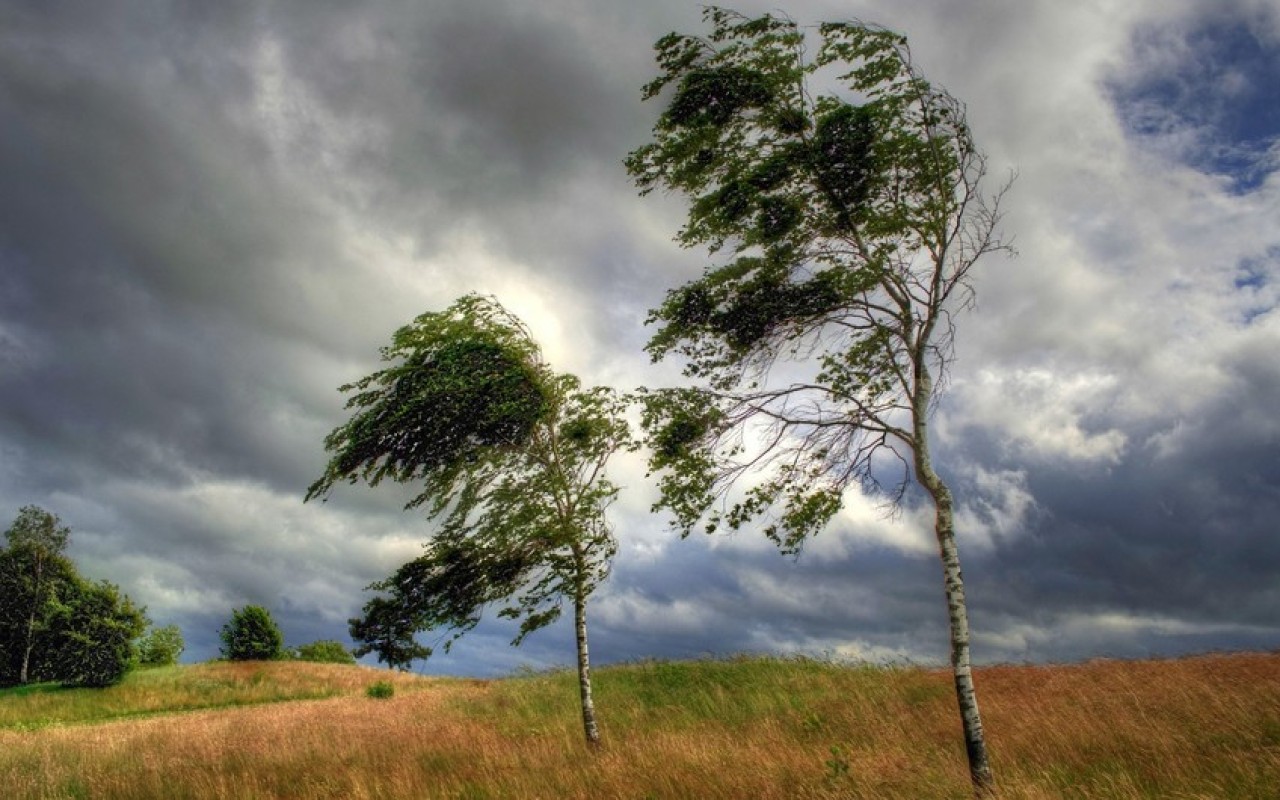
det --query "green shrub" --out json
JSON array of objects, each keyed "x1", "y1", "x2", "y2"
[
  {"x1": 292, "y1": 640, "x2": 356, "y2": 665},
  {"x1": 366, "y1": 680, "x2": 395, "y2": 699}
]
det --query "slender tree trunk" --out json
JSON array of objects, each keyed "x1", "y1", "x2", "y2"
[
  {"x1": 913, "y1": 372, "x2": 994, "y2": 796},
  {"x1": 19, "y1": 555, "x2": 43, "y2": 685},
  {"x1": 20, "y1": 616, "x2": 35, "y2": 685},
  {"x1": 573, "y1": 579, "x2": 602, "y2": 747}
]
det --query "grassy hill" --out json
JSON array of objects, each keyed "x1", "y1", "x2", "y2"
[{"x1": 1, "y1": 653, "x2": 1277, "y2": 798}]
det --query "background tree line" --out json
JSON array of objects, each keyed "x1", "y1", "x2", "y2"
[{"x1": 0, "y1": 506, "x2": 352, "y2": 689}]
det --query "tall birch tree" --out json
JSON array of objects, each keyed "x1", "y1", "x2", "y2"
[
  {"x1": 625, "y1": 8, "x2": 1012, "y2": 793},
  {"x1": 307, "y1": 294, "x2": 630, "y2": 747}
]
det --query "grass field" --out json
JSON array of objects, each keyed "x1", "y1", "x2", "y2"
[{"x1": 1, "y1": 652, "x2": 1277, "y2": 798}]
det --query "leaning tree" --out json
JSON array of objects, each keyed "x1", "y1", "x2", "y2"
[
  {"x1": 626, "y1": 8, "x2": 1012, "y2": 793},
  {"x1": 307, "y1": 294, "x2": 631, "y2": 747}
]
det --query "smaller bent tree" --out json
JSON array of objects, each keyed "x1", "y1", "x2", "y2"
[
  {"x1": 307, "y1": 294, "x2": 631, "y2": 747},
  {"x1": 626, "y1": 8, "x2": 1011, "y2": 794}
]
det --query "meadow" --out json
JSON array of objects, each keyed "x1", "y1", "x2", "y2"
[{"x1": 1, "y1": 652, "x2": 1277, "y2": 798}]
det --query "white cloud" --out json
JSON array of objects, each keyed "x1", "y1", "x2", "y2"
[{"x1": 946, "y1": 369, "x2": 1128, "y2": 464}]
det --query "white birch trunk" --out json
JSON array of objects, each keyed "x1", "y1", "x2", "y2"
[
  {"x1": 20, "y1": 618, "x2": 35, "y2": 684},
  {"x1": 19, "y1": 554, "x2": 44, "y2": 685},
  {"x1": 914, "y1": 368, "x2": 994, "y2": 796},
  {"x1": 573, "y1": 575, "x2": 601, "y2": 747}
]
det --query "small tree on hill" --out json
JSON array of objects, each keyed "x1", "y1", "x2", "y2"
[
  {"x1": 137, "y1": 624, "x2": 185, "y2": 667},
  {"x1": 219, "y1": 605, "x2": 284, "y2": 661},
  {"x1": 626, "y1": 8, "x2": 1012, "y2": 794},
  {"x1": 307, "y1": 294, "x2": 633, "y2": 747}
]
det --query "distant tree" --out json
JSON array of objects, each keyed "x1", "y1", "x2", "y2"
[
  {"x1": 307, "y1": 294, "x2": 633, "y2": 747},
  {"x1": 137, "y1": 624, "x2": 185, "y2": 667},
  {"x1": 0, "y1": 506, "x2": 72, "y2": 685},
  {"x1": 292, "y1": 639, "x2": 356, "y2": 665},
  {"x1": 219, "y1": 605, "x2": 284, "y2": 661},
  {"x1": 627, "y1": 8, "x2": 1012, "y2": 793}
]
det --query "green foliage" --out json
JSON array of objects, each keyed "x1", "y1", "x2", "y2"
[
  {"x1": 306, "y1": 294, "x2": 549, "y2": 510},
  {"x1": 137, "y1": 624, "x2": 185, "y2": 668},
  {"x1": 292, "y1": 640, "x2": 356, "y2": 665},
  {"x1": 0, "y1": 506, "x2": 145, "y2": 688},
  {"x1": 627, "y1": 7, "x2": 1010, "y2": 548},
  {"x1": 347, "y1": 596, "x2": 433, "y2": 671},
  {"x1": 4, "y1": 505, "x2": 70, "y2": 554},
  {"x1": 50, "y1": 580, "x2": 148, "y2": 688},
  {"x1": 219, "y1": 606, "x2": 284, "y2": 662},
  {"x1": 366, "y1": 680, "x2": 395, "y2": 699},
  {"x1": 311, "y1": 295, "x2": 634, "y2": 674}
]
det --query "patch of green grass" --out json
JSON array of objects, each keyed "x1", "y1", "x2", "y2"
[
  {"x1": 0, "y1": 661, "x2": 426, "y2": 730},
  {"x1": 366, "y1": 680, "x2": 395, "y2": 699}
]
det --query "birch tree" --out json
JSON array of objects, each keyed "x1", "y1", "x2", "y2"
[
  {"x1": 0, "y1": 505, "x2": 72, "y2": 685},
  {"x1": 307, "y1": 294, "x2": 631, "y2": 747},
  {"x1": 626, "y1": 8, "x2": 1012, "y2": 793}
]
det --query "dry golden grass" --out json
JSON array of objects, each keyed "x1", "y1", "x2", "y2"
[{"x1": 1, "y1": 652, "x2": 1277, "y2": 798}]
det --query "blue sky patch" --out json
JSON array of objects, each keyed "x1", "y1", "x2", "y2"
[{"x1": 1108, "y1": 10, "x2": 1280, "y2": 192}]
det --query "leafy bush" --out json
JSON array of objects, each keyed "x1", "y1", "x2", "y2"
[
  {"x1": 219, "y1": 606, "x2": 284, "y2": 661},
  {"x1": 366, "y1": 680, "x2": 395, "y2": 699},
  {"x1": 51, "y1": 579, "x2": 147, "y2": 688},
  {"x1": 137, "y1": 624, "x2": 185, "y2": 667},
  {"x1": 292, "y1": 640, "x2": 356, "y2": 665}
]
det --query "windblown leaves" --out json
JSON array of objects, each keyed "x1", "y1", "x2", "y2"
[
  {"x1": 628, "y1": 7, "x2": 1005, "y2": 546},
  {"x1": 305, "y1": 295, "x2": 549, "y2": 506}
]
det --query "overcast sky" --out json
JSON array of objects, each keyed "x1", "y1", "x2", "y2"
[{"x1": 2, "y1": 0, "x2": 1277, "y2": 675}]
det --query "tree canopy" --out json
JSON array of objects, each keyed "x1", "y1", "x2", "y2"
[
  {"x1": 627, "y1": 8, "x2": 1010, "y2": 792},
  {"x1": 627, "y1": 8, "x2": 1011, "y2": 550},
  {"x1": 306, "y1": 294, "x2": 549, "y2": 511}
]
